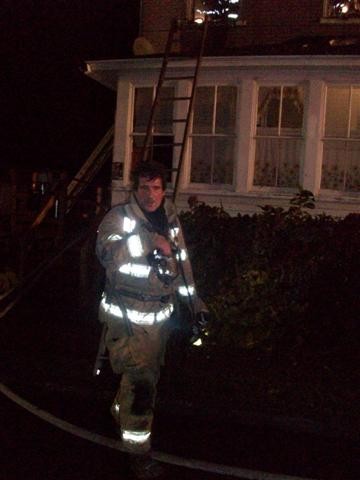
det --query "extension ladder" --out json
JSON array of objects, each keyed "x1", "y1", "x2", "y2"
[
  {"x1": 140, "y1": 17, "x2": 209, "y2": 202},
  {"x1": 31, "y1": 125, "x2": 114, "y2": 228},
  {"x1": 31, "y1": 17, "x2": 209, "y2": 228}
]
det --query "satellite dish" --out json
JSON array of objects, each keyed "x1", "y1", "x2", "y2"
[{"x1": 133, "y1": 37, "x2": 155, "y2": 56}]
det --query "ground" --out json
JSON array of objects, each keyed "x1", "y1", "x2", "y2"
[{"x1": 0, "y1": 241, "x2": 359, "y2": 479}]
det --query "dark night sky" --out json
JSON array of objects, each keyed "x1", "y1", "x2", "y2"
[{"x1": 1, "y1": 0, "x2": 140, "y2": 175}]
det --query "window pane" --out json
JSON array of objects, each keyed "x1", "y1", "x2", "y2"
[
  {"x1": 257, "y1": 87, "x2": 280, "y2": 132},
  {"x1": 152, "y1": 135, "x2": 174, "y2": 180},
  {"x1": 347, "y1": 141, "x2": 360, "y2": 191},
  {"x1": 132, "y1": 135, "x2": 144, "y2": 168},
  {"x1": 254, "y1": 138, "x2": 279, "y2": 186},
  {"x1": 198, "y1": 0, "x2": 243, "y2": 22},
  {"x1": 254, "y1": 138, "x2": 300, "y2": 187},
  {"x1": 193, "y1": 0, "x2": 204, "y2": 22},
  {"x1": 215, "y1": 86, "x2": 237, "y2": 134},
  {"x1": 190, "y1": 136, "x2": 212, "y2": 183},
  {"x1": 190, "y1": 136, "x2": 234, "y2": 185},
  {"x1": 350, "y1": 87, "x2": 360, "y2": 138},
  {"x1": 193, "y1": 87, "x2": 215, "y2": 134},
  {"x1": 325, "y1": 87, "x2": 350, "y2": 138},
  {"x1": 134, "y1": 88, "x2": 152, "y2": 133},
  {"x1": 213, "y1": 137, "x2": 234, "y2": 184},
  {"x1": 322, "y1": 140, "x2": 360, "y2": 191},
  {"x1": 322, "y1": 140, "x2": 347, "y2": 189},
  {"x1": 281, "y1": 87, "x2": 304, "y2": 134},
  {"x1": 154, "y1": 87, "x2": 174, "y2": 133},
  {"x1": 132, "y1": 135, "x2": 173, "y2": 179},
  {"x1": 277, "y1": 138, "x2": 301, "y2": 187}
]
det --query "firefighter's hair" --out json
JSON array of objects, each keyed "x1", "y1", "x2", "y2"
[{"x1": 132, "y1": 161, "x2": 167, "y2": 190}]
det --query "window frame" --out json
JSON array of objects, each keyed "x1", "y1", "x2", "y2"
[
  {"x1": 252, "y1": 83, "x2": 305, "y2": 191},
  {"x1": 188, "y1": 84, "x2": 238, "y2": 190},
  {"x1": 130, "y1": 84, "x2": 176, "y2": 184},
  {"x1": 321, "y1": 83, "x2": 360, "y2": 194},
  {"x1": 123, "y1": 76, "x2": 360, "y2": 202}
]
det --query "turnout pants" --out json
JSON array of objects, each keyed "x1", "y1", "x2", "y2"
[{"x1": 105, "y1": 319, "x2": 170, "y2": 454}]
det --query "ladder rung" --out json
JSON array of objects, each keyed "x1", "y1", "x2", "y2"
[
  {"x1": 152, "y1": 142, "x2": 183, "y2": 147},
  {"x1": 164, "y1": 76, "x2": 195, "y2": 81},
  {"x1": 160, "y1": 96, "x2": 191, "y2": 101},
  {"x1": 173, "y1": 118, "x2": 187, "y2": 123}
]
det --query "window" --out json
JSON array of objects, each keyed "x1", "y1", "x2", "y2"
[
  {"x1": 190, "y1": 85, "x2": 237, "y2": 185},
  {"x1": 322, "y1": 86, "x2": 360, "y2": 192},
  {"x1": 131, "y1": 86, "x2": 175, "y2": 178},
  {"x1": 324, "y1": 0, "x2": 360, "y2": 19},
  {"x1": 254, "y1": 86, "x2": 304, "y2": 188},
  {"x1": 193, "y1": 0, "x2": 243, "y2": 23}
]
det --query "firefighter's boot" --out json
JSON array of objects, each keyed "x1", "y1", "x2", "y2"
[{"x1": 129, "y1": 452, "x2": 166, "y2": 479}]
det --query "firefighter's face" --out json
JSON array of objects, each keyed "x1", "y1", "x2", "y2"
[{"x1": 136, "y1": 176, "x2": 165, "y2": 212}]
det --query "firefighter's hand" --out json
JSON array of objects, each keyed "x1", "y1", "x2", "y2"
[
  {"x1": 153, "y1": 234, "x2": 172, "y2": 257},
  {"x1": 196, "y1": 311, "x2": 210, "y2": 328},
  {"x1": 190, "y1": 311, "x2": 210, "y2": 347}
]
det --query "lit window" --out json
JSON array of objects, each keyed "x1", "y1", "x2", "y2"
[
  {"x1": 324, "y1": 0, "x2": 360, "y2": 19},
  {"x1": 190, "y1": 85, "x2": 237, "y2": 185},
  {"x1": 254, "y1": 86, "x2": 304, "y2": 188},
  {"x1": 322, "y1": 85, "x2": 360, "y2": 192},
  {"x1": 193, "y1": 0, "x2": 243, "y2": 23}
]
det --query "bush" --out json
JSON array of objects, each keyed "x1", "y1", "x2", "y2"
[{"x1": 180, "y1": 193, "x2": 360, "y2": 351}]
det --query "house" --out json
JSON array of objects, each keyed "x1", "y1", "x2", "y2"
[{"x1": 85, "y1": 0, "x2": 360, "y2": 216}]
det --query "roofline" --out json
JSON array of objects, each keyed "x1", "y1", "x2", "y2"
[{"x1": 85, "y1": 55, "x2": 360, "y2": 90}]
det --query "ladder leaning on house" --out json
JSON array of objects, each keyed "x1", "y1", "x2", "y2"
[
  {"x1": 31, "y1": 125, "x2": 114, "y2": 228},
  {"x1": 31, "y1": 17, "x2": 209, "y2": 229},
  {"x1": 140, "y1": 17, "x2": 209, "y2": 202}
]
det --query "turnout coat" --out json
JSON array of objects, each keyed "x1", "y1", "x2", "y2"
[{"x1": 96, "y1": 193, "x2": 205, "y2": 331}]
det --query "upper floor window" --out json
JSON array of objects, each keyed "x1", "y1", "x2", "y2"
[
  {"x1": 190, "y1": 85, "x2": 237, "y2": 185},
  {"x1": 322, "y1": 85, "x2": 360, "y2": 192},
  {"x1": 254, "y1": 86, "x2": 304, "y2": 188},
  {"x1": 131, "y1": 86, "x2": 174, "y2": 179},
  {"x1": 193, "y1": 0, "x2": 243, "y2": 24},
  {"x1": 324, "y1": 0, "x2": 360, "y2": 19}
]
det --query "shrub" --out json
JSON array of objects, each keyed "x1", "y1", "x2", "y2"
[{"x1": 180, "y1": 193, "x2": 360, "y2": 351}]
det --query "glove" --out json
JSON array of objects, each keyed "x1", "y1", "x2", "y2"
[
  {"x1": 196, "y1": 311, "x2": 210, "y2": 328},
  {"x1": 190, "y1": 311, "x2": 210, "y2": 347}
]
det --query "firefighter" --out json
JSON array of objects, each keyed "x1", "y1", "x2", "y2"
[{"x1": 95, "y1": 161, "x2": 208, "y2": 478}]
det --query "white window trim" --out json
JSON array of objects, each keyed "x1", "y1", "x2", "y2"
[
  {"x1": 320, "y1": 83, "x2": 360, "y2": 195},
  {"x1": 129, "y1": 83, "x2": 177, "y2": 187},
  {"x1": 118, "y1": 74, "x2": 359, "y2": 207},
  {"x1": 187, "y1": 83, "x2": 239, "y2": 189},
  {"x1": 303, "y1": 80, "x2": 326, "y2": 195},
  {"x1": 172, "y1": 80, "x2": 190, "y2": 189},
  {"x1": 113, "y1": 80, "x2": 133, "y2": 186},
  {"x1": 250, "y1": 81, "x2": 306, "y2": 192}
]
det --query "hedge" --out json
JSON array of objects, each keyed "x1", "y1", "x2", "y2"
[{"x1": 179, "y1": 191, "x2": 360, "y2": 351}]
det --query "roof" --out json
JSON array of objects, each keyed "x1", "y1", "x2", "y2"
[
  {"x1": 225, "y1": 35, "x2": 360, "y2": 56},
  {"x1": 85, "y1": 35, "x2": 360, "y2": 91}
]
